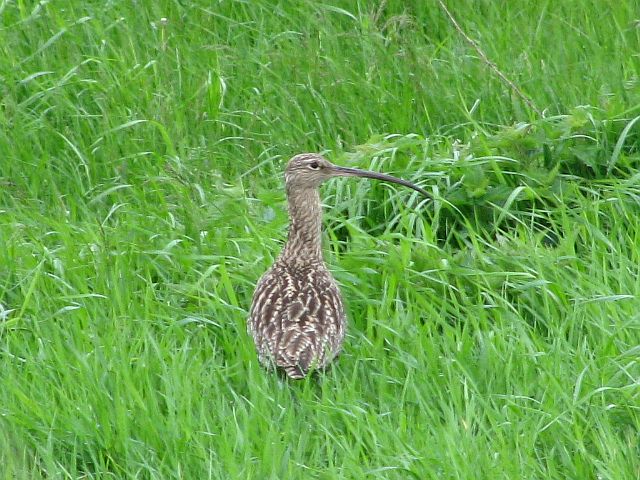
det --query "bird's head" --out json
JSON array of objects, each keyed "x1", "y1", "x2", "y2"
[
  {"x1": 284, "y1": 153, "x2": 336, "y2": 189},
  {"x1": 284, "y1": 153, "x2": 429, "y2": 196}
]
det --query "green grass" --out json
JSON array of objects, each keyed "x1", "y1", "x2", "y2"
[{"x1": 1, "y1": 0, "x2": 639, "y2": 478}]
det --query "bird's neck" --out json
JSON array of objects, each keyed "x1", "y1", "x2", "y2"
[{"x1": 280, "y1": 187, "x2": 324, "y2": 265}]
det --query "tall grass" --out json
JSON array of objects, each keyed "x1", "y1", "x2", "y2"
[{"x1": 1, "y1": 0, "x2": 639, "y2": 478}]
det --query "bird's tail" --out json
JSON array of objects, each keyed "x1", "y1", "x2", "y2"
[{"x1": 283, "y1": 365, "x2": 306, "y2": 379}]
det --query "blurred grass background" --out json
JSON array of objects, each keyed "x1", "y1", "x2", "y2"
[{"x1": 0, "y1": 0, "x2": 639, "y2": 478}]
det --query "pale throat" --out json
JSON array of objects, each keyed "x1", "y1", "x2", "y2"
[{"x1": 280, "y1": 186, "x2": 324, "y2": 264}]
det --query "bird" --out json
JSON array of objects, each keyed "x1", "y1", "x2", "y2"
[{"x1": 247, "y1": 153, "x2": 428, "y2": 379}]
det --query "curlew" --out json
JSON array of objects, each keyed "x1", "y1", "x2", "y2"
[{"x1": 248, "y1": 153, "x2": 428, "y2": 379}]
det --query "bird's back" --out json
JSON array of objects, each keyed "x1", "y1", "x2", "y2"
[{"x1": 248, "y1": 260, "x2": 346, "y2": 378}]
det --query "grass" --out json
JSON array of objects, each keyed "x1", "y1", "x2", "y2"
[{"x1": 1, "y1": 0, "x2": 639, "y2": 478}]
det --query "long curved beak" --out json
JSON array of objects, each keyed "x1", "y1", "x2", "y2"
[{"x1": 330, "y1": 166, "x2": 429, "y2": 197}]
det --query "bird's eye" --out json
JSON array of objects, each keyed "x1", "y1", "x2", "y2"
[{"x1": 309, "y1": 161, "x2": 320, "y2": 170}]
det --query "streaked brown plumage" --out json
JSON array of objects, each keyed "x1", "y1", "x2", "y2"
[{"x1": 248, "y1": 153, "x2": 428, "y2": 379}]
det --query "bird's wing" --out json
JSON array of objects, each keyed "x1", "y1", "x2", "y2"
[
  {"x1": 248, "y1": 264, "x2": 346, "y2": 373},
  {"x1": 247, "y1": 266, "x2": 285, "y2": 363},
  {"x1": 278, "y1": 266, "x2": 345, "y2": 371}
]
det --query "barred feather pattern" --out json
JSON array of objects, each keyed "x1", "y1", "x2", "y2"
[
  {"x1": 248, "y1": 261, "x2": 346, "y2": 379},
  {"x1": 248, "y1": 154, "x2": 349, "y2": 379},
  {"x1": 247, "y1": 152, "x2": 428, "y2": 378}
]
